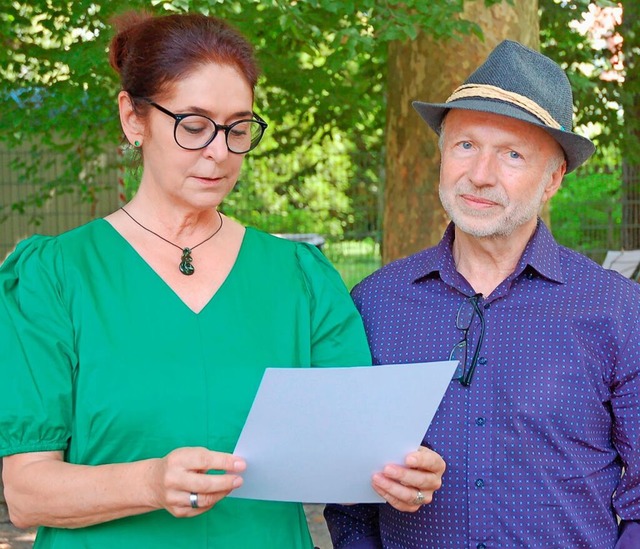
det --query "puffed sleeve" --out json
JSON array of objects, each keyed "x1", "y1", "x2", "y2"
[
  {"x1": 295, "y1": 243, "x2": 371, "y2": 368},
  {"x1": 0, "y1": 236, "x2": 76, "y2": 457}
]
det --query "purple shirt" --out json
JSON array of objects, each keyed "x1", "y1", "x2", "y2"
[{"x1": 325, "y1": 221, "x2": 640, "y2": 548}]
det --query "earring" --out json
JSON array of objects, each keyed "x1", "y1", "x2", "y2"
[{"x1": 134, "y1": 140, "x2": 141, "y2": 147}]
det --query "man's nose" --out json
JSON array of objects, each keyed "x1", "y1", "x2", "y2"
[{"x1": 467, "y1": 151, "x2": 498, "y2": 187}]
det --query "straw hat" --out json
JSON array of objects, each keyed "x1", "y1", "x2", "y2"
[{"x1": 413, "y1": 40, "x2": 595, "y2": 173}]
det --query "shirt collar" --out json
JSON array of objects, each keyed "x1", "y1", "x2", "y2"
[
  {"x1": 412, "y1": 219, "x2": 565, "y2": 285},
  {"x1": 516, "y1": 219, "x2": 565, "y2": 284}
]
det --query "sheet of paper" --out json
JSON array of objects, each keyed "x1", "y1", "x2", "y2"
[{"x1": 230, "y1": 361, "x2": 457, "y2": 503}]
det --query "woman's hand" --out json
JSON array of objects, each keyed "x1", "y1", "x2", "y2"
[
  {"x1": 3, "y1": 448, "x2": 247, "y2": 529},
  {"x1": 371, "y1": 446, "x2": 445, "y2": 513},
  {"x1": 149, "y1": 447, "x2": 246, "y2": 517}
]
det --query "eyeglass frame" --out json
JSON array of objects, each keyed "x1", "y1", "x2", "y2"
[
  {"x1": 135, "y1": 97, "x2": 268, "y2": 154},
  {"x1": 448, "y1": 293, "x2": 485, "y2": 387}
]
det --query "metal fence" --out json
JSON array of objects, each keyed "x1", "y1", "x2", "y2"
[
  {"x1": 0, "y1": 148, "x2": 383, "y2": 287},
  {"x1": 2, "y1": 146, "x2": 639, "y2": 286},
  {"x1": 0, "y1": 146, "x2": 121, "y2": 261},
  {"x1": 550, "y1": 166, "x2": 640, "y2": 268}
]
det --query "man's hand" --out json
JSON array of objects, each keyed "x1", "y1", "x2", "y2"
[{"x1": 371, "y1": 446, "x2": 445, "y2": 513}]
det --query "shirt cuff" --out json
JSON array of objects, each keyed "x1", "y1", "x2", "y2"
[{"x1": 616, "y1": 520, "x2": 640, "y2": 548}]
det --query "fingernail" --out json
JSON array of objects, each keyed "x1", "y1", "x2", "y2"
[
  {"x1": 232, "y1": 476, "x2": 243, "y2": 488},
  {"x1": 406, "y1": 456, "x2": 418, "y2": 467},
  {"x1": 384, "y1": 464, "x2": 400, "y2": 476}
]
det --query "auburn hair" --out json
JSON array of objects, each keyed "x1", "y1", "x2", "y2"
[{"x1": 109, "y1": 12, "x2": 259, "y2": 100}]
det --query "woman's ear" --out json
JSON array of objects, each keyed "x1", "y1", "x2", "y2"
[{"x1": 118, "y1": 91, "x2": 145, "y2": 147}]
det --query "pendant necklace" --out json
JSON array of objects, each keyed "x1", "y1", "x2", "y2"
[{"x1": 120, "y1": 207, "x2": 223, "y2": 276}]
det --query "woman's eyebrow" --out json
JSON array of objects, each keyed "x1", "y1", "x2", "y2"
[{"x1": 184, "y1": 105, "x2": 253, "y2": 118}]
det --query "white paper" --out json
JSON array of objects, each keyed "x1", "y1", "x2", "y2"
[{"x1": 230, "y1": 361, "x2": 457, "y2": 503}]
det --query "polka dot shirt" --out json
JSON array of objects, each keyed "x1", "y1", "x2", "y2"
[{"x1": 325, "y1": 221, "x2": 640, "y2": 548}]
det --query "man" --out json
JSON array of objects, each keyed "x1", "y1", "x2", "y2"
[{"x1": 325, "y1": 40, "x2": 640, "y2": 548}]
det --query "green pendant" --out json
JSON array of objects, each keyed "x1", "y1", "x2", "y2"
[{"x1": 179, "y1": 248, "x2": 195, "y2": 276}]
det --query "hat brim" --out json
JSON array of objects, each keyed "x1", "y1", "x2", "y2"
[{"x1": 412, "y1": 98, "x2": 595, "y2": 173}]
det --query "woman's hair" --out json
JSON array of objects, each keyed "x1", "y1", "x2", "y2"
[{"x1": 109, "y1": 12, "x2": 260, "y2": 100}]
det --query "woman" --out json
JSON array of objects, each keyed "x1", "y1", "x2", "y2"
[{"x1": 0, "y1": 11, "x2": 444, "y2": 548}]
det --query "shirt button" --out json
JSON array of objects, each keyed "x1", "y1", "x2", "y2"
[
  {"x1": 484, "y1": 302, "x2": 491, "y2": 310},
  {"x1": 478, "y1": 357, "x2": 487, "y2": 365},
  {"x1": 477, "y1": 544, "x2": 487, "y2": 549},
  {"x1": 475, "y1": 478, "x2": 484, "y2": 488},
  {"x1": 475, "y1": 417, "x2": 486, "y2": 426},
  {"x1": 526, "y1": 272, "x2": 534, "y2": 280}
]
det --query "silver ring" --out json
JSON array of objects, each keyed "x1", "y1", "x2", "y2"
[
  {"x1": 189, "y1": 492, "x2": 199, "y2": 509},
  {"x1": 412, "y1": 490, "x2": 425, "y2": 506}
]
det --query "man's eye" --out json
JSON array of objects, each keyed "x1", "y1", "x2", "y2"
[
  {"x1": 509, "y1": 151, "x2": 522, "y2": 159},
  {"x1": 460, "y1": 141, "x2": 472, "y2": 150}
]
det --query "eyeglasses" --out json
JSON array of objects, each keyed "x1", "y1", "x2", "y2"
[
  {"x1": 140, "y1": 99, "x2": 268, "y2": 154},
  {"x1": 448, "y1": 293, "x2": 485, "y2": 387}
]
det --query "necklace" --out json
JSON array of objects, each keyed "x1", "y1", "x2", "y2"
[{"x1": 120, "y1": 207, "x2": 223, "y2": 276}]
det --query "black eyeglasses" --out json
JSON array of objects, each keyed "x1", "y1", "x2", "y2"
[
  {"x1": 448, "y1": 293, "x2": 485, "y2": 387},
  {"x1": 139, "y1": 99, "x2": 268, "y2": 154}
]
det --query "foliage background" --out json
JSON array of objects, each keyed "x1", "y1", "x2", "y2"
[
  {"x1": 1, "y1": 0, "x2": 502, "y2": 237},
  {"x1": 1, "y1": 1, "x2": 638, "y2": 263}
]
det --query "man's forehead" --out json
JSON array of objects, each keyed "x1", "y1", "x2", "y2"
[{"x1": 442, "y1": 109, "x2": 563, "y2": 151}]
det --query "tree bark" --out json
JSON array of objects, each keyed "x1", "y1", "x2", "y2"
[{"x1": 383, "y1": 0, "x2": 539, "y2": 263}]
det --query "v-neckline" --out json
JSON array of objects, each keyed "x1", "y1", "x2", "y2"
[{"x1": 100, "y1": 218, "x2": 250, "y2": 315}]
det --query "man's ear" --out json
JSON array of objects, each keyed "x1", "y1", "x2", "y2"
[
  {"x1": 118, "y1": 91, "x2": 145, "y2": 147},
  {"x1": 542, "y1": 158, "x2": 566, "y2": 203}
]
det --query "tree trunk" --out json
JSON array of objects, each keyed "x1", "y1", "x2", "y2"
[{"x1": 383, "y1": 0, "x2": 539, "y2": 263}]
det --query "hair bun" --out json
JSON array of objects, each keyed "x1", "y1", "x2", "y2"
[{"x1": 108, "y1": 11, "x2": 152, "y2": 75}]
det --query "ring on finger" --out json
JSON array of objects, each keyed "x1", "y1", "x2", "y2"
[
  {"x1": 189, "y1": 492, "x2": 199, "y2": 509},
  {"x1": 412, "y1": 490, "x2": 425, "y2": 506}
]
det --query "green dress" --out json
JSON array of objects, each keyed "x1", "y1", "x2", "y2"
[{"x1": 0, "y1": 220, "x2": 371, "y2": 549}]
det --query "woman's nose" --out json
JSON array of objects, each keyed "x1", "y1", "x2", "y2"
[{"x1": 203, "y1": 130, "x2": 229, "y2": 161}]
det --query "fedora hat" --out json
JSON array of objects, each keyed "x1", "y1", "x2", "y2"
[{"x1": 413, "y1": 39, "x2": 595, "y2": 173}]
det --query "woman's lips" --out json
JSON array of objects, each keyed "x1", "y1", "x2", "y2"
[{"x1": 194, "y1": 175, "x2": 223, "y2": 184}]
